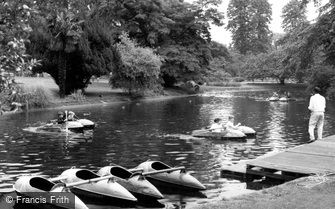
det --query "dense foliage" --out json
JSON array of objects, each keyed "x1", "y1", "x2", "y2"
[
  {"x1": 110, "y1": 33, "x2": 162, "y2": 94},
  {"x1": 0, "y1": 1, "x2": 40, "y2": 83},
  {"x1": 227, "y1": 0, "x2": 272, "y2": 55}
]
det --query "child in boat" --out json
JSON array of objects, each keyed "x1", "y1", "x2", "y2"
[
  {"x1": 225, "y1": 116, "x2": 241, "y2": 131},
  {"x1": 272, "y1": 92, "x2": 279, "y2": 98},
  {"x1": 57, "y1": 111, "x2": 66, "y2": 124},
  {"x1": 67, "y1": 111, "x2": 76, "y2": 121},
  {"x1": 209, "y1": 118, "x2": 224, "y2": 132}
]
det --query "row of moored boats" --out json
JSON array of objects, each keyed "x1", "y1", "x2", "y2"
[{"x1": 13, "y1": 161, "x2": 206, "y2": 209}]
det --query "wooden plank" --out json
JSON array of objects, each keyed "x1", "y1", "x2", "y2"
[
  {"x1": 287, "y1": 141, "x2": 335, "y2": 157},
  {"x1": 322, "y1": 135, "x2": 335, "y2": 143},
  {"x1": 247, "y1": 152, "x2": 335, "y2": 174},
  {"x1": 246, "y1": 169, "x2": 298, "y2": 181}
]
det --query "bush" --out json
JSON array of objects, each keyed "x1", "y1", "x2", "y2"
[
  {"x1": 68, "y1": 92, "x2": 86, "y2": 102},
  {"x1": 109, "y1": 33, "x2": 162, "y2": 94},
  {"x1": 308, "y1": 65, "x2": 335, "y2": 99},
  {"x1": 233, "y1": 77, "x2": 245, "y2": 82},
  {"x1": 1, "y1": 85, "x2": 52, "y2": 109}
]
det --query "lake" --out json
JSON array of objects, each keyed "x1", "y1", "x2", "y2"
[{"x1": 0, "y1": 84, "x2": 335, "y2": 209}]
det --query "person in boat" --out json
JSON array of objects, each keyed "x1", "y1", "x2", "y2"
[
  {"x1": 209, "y1": 118, "x2": 225, "y2": 132},
  {"x1": 67, "y1": 111, "x2": 76, "y2": 121},
  {"x1": 225, "y1": 116, "x2": 241, "y2": 131},
  {"x1": 57, "y1": 111, "x2": 66, "y2": 124},
  {"x1": 272, "y1": 92, "x2": 279, "y2": 98}
]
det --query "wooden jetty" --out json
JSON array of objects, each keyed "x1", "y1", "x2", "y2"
[{"x1": 221, "y1": 135, "x2": 335, "y2": 182}]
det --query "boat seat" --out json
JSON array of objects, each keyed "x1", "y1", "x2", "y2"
[
  {"x1": 30, "y1": 177, "x2": 54, "y2": 191},
  {"x1": 110, "y1": 167, "x2": 132, "y2": 179},
  {"x1": 151, "y1": 162, "x2": 170, "y2": 170},
  {"x1": 76, "y1": 170, "x2": 100, "y2": 180}
]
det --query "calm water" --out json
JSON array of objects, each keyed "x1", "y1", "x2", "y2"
[{"x1": 0, "y1": 85, "x2": 335, "y2": 209}]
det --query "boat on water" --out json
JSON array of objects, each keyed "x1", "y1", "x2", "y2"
[
  {"x1": 238, "y1": 125, "x2": 256, "y2": 136},
  {"x1": 58, "y1": 168, "x2": 137, "y2": 202},
  {"x1": 13, "y1": 176, "x2": 88, "y2": 209},
  {"x1": 192, "y1": 128, "x2": 246, "y2": 139},
  {"x1": 97, "y1": 165, "x2": 164, "y2": 201},
  {"x1": 133, "y1": 161, "x2": 206, "y2": 191},
  {"x1": 23, "y1": 121, "x2": 85, "y2": 134},
  {"x1": 267, "y1": 96, "x2": 279, "y2": 101}
]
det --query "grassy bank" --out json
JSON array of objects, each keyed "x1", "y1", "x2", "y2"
[
  {"x1": 194, "y1": 175, "x2": 335, "y2": 209},
  {"x1": 15, "y1": 76, "x2": 187, "y2": 108}
]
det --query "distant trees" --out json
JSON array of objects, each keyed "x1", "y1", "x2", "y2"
[{"x1": 227, "y1": 0, "x2": 272, "y2": 55}]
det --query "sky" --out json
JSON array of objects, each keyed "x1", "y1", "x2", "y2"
[{"x1": 202, "y1": 0, "x2": 322, "y2": 45}]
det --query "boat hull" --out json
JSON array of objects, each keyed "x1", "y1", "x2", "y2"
[
  {"x1": 238, "y1": 126, "x2": 256, "y2": 136},
  {"x1": 60, "y1": 169, "x2": 137, "y2": 203},
  {"x1": 77, "y1": 119, "x2": 95, "y2": 130},
  {"x1": 135, "y1": 161, "x2": 206, "y2": 191},
  {"x1": 192, "y1": 129, "x2": 246, "y2": 140},
  {"x1": 97, "y1": 166, "x2": 163, "y2": 201},
  {"x1": 13, "y1": 176, "x2": 88, "y2": 209}
]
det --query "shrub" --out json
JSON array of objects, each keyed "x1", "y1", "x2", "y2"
[
  {"x1": 68, "y1": 92, "x2": 86, "y2": 102},
  {"x1": 307, "y1": 65, "x2": 335, "y2": 99},
  {"x1": 1, "y1": 85, "x2": 52, "y2": 109},
  {"x1": 109, "y1": 33, "x2": 162, "y2": 95}
]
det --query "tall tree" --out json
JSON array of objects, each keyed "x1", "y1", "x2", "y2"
[
  {"x1": 95, "y1": 0, "x2": 224, "y2": 86},
  {"x1": 227, "y1": 0, "x2": 272, "y2": 54},
  {"x1": 281, "y1": 0, "x2": 308, "y2": 33}
]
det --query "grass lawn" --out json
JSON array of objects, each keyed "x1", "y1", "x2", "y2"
[
  {"x1": 194, "y1": 175, "x2": 335, "y2": 209},
  {"x1": 15, "y1": 76, "x2": 186, "y2": 107}
]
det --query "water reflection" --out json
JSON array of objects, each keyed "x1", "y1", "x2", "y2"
[{"x1": 0, "y1": 87, "x2": 334, "y2": 209}]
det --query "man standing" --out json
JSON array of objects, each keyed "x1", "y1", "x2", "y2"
[{"x1": 308, "y1": 86, "x2": 326, "y2": 142}]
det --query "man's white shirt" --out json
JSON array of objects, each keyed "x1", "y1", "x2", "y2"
[{"x1": 308, "y1": 93, "x2": 326, "y2": 112}]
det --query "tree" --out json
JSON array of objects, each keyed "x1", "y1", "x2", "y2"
[
  {"x1": 28, "y1": 1, "x2": 117, "y2": 96},
  {"x1": 227, "y1": 0, "x2": 272, "y2": 55},
  {"x1": 281, "y1": 0, "x2": 309, "y2": 33},
  {"x1": 0, "y1": 1, "x2": 40, "y2": 82},
  {"x1": 110, "y1": 33, "x2": 162, "y2": 94},
  {"x1": 96, "y1": 0, "x2": 224, "y2": 86}
]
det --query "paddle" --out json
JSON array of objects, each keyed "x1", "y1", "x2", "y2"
[
  {"x1": 130, "y1": 166, "x2": 186, "y2": 176},
  {"x1": 64, "y1": 174, "x2": 114, "y2": 187},
  {"x1": 49, "y1": 176, "x2": 68, "y2": 182},
  {"x1": 128, "y1": 168, "x2": 144, "y2": 172}
]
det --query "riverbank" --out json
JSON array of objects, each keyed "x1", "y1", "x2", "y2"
[
  {"x1": 15, "y1": 77, "x2": 189, "y2": 109},
  {"x1": 195, "y1": 174, "x2": 335, "y2": 209}
]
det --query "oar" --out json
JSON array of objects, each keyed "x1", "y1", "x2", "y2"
[
  {"x1": 49, "y1": 176, "x2": 68, "y2": 182},
  {"x1": 128, "y1": 168, "x2": 144, "y2": 172},
  {"x1": 141, "y1": 166, "x2": 185, "y2": 176},
  {"x1": 64, "y1": 174, "x2": 114, "y2": 187}
]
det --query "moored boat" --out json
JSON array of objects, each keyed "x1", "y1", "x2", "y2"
[
  {"x1": 191, "y1": 129, "x2": 246, "y2": 139},
  {"x1": 97, "y1": 165, "x2": 164, "y2": 200},
  {"x1": 59, "y1": 168, "x2": 137, "y2": 202},
  {"x1": 13, "y1": 176, "x2": 88, "y2": 209},
  {"x1": 133, "y1": 161, "x2": 206, "y2": 191}
]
